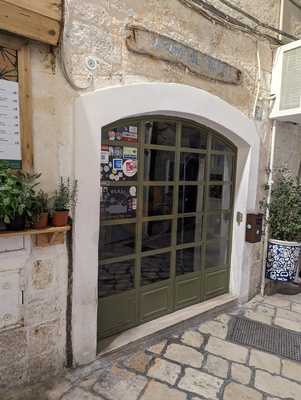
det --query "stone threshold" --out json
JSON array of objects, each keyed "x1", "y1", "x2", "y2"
[{"x1": 99, "y1": 293, "x2": 238, "y2": 356}]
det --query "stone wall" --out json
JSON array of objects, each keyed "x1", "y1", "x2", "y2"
[
  {"x1": 0, "y1": 238, "x2": 68, "y2": 393},
  {"x1": 2, "y1": 0, "x2": 301, "y2": 393}
]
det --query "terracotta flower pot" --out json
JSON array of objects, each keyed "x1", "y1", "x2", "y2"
[
  {"x1": 52, "y1": 210, "x2": 69, "y2": 227},
  {"x1": 33, "y1": 212, "x2": 49, "y2": 229}
]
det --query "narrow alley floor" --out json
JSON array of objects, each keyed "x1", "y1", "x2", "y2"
[{"x1": 47, "y1": 294, "x2": 301, "y2": 400}]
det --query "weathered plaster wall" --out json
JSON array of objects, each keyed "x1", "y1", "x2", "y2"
[
  {"x1": 0, "y1": 0, "x2": 294, "y2": 392},
  {"x1": 274, "y1": 122, "x2": 301, "y2": 174}
]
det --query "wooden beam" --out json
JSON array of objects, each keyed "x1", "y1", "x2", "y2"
[
  {"x1": 0, "y1": 1, "x2": 61, "y2": 46},
  {"x1": 18, "y1": 44, "x2": 33, "y2": 171},
  {"x1": 3, "y1": 0, "x2": 62, "y2": 22},
  {"x1": 0, "y1": 31, "x2": 26, "y2": 50}
]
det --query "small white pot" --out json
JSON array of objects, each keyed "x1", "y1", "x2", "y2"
[{"x1": 266, "y1": 239, "x2": 301, "y2": 282}]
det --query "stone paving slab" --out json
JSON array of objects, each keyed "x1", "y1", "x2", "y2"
[{"x1": 45, "y1": 293, "x2": 301, "y2": 400}]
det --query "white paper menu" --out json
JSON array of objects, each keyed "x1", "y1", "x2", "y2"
[{"x1": 0, "y1": 79, "x2": 21, "y2": 161}]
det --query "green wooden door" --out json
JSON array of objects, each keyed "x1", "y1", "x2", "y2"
[{"x1": 98, "y1": 117, "x2": 236, "y2": 343}]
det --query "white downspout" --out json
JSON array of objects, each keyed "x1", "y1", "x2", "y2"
[{"x1": 260, "y1": 120, "x2": 277, "y2": 296}]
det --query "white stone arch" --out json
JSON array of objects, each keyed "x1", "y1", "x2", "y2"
[{"x1": 73, "y1": 82, "x2": 260, "y2": 365}]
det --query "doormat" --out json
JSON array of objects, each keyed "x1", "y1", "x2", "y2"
[{"x1": 228, "y1": 317, "x2": 301, "y2": 361}]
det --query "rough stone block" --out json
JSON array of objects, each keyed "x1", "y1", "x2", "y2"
[
  {"x1": 255, "y1": 370, "x2": 301, "y2": 399},
  {"x1": 205, "y1": 337, "x2": 248, "y2": 363},
  {"x1": 147, "y1": 340, "x2": 167, "y2": 355},
  {"x1": 249, "y1": 349, "x2": 281, "y2": 374},
  {"x1": 147, "y1": 358, "x2": 181, "y2": 385},
  {"x1": 198, "y1": 320, "x2": 228, "y2": 339},
  {"x1": 204, "y1": 354, "x2": 229, "y2": 378},
  {"x1": 141, "y1": 381, "x2": 186, "y2": 400},
  {"x1": 0, "y1": 327, "x2": 26, "y2": 366},
  {"x1": 93, "y1": 366, "x2": 147, "y2": 400},
  {"x1": 181, "y1": 330, "x2": 204, "y2": 348},
  {"x1": 282, "y1": 359, "x2": 301, "y2": 383},
  {"x1": 164, "y1": 343, "x2": 203, "y2": 368},
  {"x1": 231, "y1": 363, "x2": 252, "y2": 385},
  {"x1": 32, "y1": 259, "x2": 54, "y2": 290},
  {"x1": 244, "y1": 309, "x2": 272, "y2": 325},
  {"x1": 122, "y1": 351, "x2": 153, "y2": 374},
  {"x1": 178, "y1": 368, "x2": 223, "y2": 399},
  {"x1": 223, "y1": 382, "x2": 263, "y2": 400}
]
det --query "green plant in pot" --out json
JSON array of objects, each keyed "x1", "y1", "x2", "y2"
[
  {"x1": 32, "y1": 190, "x2": 49, "y2": 229},
  {"x1": 52, "y1": 177, "x2": 77, "y2": 227},
  {"x1": 0, "y1": 166, "x2": 41, "y2": 231},
  {"x1": 261, "y1": 168, "x2": 301, "y2": 283}
]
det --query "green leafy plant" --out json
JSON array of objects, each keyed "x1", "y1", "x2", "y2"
[
  {"x1": 260, "y1": 168, "x2": 301, "y2": 242},
  {"x1": 53, "y1": 177, "x2": 78, "y2": 211},
  {"x1": 31, "y1": 190, "x2": 49, "y2": 222},
  {"x1": 0, "y1": 168, "x2": 41, "y2": 224}
]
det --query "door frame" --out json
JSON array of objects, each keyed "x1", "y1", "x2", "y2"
[{"x1": 72, "y1": 82, "x2": 260, "y2": 366}]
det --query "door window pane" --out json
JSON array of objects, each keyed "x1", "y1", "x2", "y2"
[
  {"x1": 101, "y1": 144, "x2": 138, "y2": 182},
  {"x1": 212, "y1": 137, "x2": 229, "y2": 151},
  {"x1": 176, "y1": 247, "x2": 202, "y2": 276},
  {"x1": 207, "y1": 213, "x2": 231, "y2": 240},
  {"x1": 205, "y1": 240, "x2": 228, "y2": 268},
  {"x1": 99, "y1": 260, "x2": 135, "y2": 298},
  {"x1": 141, "y1": 252, "x2": 171, "y2": 286},
  {"x1": 208, "y1": 185, "x2": 231, "y2": 210},
  {"x1": 210, "y1": 154, "x2": 233, "y2": 182},
  {"x1": 178, "y1": 185, "x2": 204, "y2": 213},
  {"x1": 181, "y1": 124, "x2": 207, "y2": 149},
  {"x1": 99, "y1": 223, "x2": 135, "y2": 260},
  {"x1": 100, "y1": 186, "x2": 137, "y2": 220},
  {"x1": 180, "y1": 153, "x2": 206, "y2": 181},
  {"x1": 145, "y1": 121, "x2": 176, "y2": 146},
  {"x1": 144, "y1": 149, "x2": 175, "y2": 181},
  {"x1": 177, "y1": 216, "x2": 202, "y2": 245},
  {"x1": 142, "y1": 220, "x2": 172, "y2": 252},
  {"x1": 144, "y1": 186, "x2": 173, "y2": 216},
  {"x1": 104, "y1": 125, "x2": 138, "y2": 143}
]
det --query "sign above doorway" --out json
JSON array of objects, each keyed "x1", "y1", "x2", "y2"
[{"x1": 126, "y1": 25, "x2": 242, "y2": 85}]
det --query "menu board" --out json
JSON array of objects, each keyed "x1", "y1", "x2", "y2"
[{"x1": 0, "y1": 79, "x2": 21, "y2": 164}]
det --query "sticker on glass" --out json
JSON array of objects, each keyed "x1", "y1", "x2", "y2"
[
  {"x1": 129, "y1": 186, "x2": 136, "y2": 197},
  {"x1": 123, "y1": 147, "x2": 137, "y2": 160},
  {"x1": 108, "y1": 131, "x2": 116, "y2": 141},
  {"x1": 122, "y1": 127, "x2": 137, "y2": 143},
  {"x1": 100, "y1": 145, "x2": 109, "y2": 164},
  {"x1": 109, "y1": 146, "x2": 123, "y2": 158},
  {"x1": 129, "y1": 126, "x2": 138, "y2": 134},
  {"x1": 123, "y1": 159, "x2": 137, "y2": 177},
  {"x1": 113, "y1": 159, "x2": 123, "y2": 171}
]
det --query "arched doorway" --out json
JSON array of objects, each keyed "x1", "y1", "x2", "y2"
[{"x1": 98, "y1": 116, "x2": 236, "y2": 339}]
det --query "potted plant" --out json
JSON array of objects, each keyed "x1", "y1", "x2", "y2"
[
  {"x1": 0, "y1": 167, "x2": 41, "y2": 231},
  {"x1": 52, "y1": 177, "x2": 77, "y2": 227},
  {"x1": 32, "y1": 190, "x2": 49, "y2": 229},
  {"x1": 262, "y1": 168, "x2": 301, "y2": 283}
]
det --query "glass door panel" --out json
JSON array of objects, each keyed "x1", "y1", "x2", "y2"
[{"x1": 98, "y1": 118, "x2": 236, "y2": 341}]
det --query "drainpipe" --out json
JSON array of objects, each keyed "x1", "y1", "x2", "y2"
[
  {"x1": 260, "y1": 120, "x2": 277, "y2": 296},
  {"x1": 260, "y1": 0, "x2": 285, "y2": 295},
  {"x1": 279, "y1": 0, "x2": 285, "y2": 42}
]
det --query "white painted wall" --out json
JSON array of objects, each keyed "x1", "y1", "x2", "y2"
[{"x1": 73, "y1": 82, "x2": 260, "y2": 365}]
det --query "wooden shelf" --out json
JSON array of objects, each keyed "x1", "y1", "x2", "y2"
[
  {"x1": 0, "y1": 226, "x2": 71, "y2": 247},
  {"x1": 0, "y1": 226, "x2": 70, "y2": 238}
]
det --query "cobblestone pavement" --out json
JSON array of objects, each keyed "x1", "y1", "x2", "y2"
[{"x1": 47, "y1": 294, "x2": 301, "y2": 400}]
